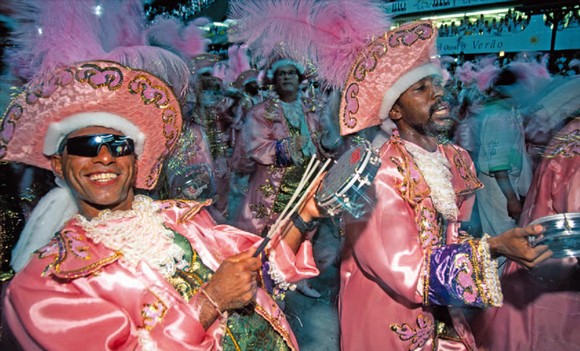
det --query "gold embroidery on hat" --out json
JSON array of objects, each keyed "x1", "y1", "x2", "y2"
[{"x1": 76, "y1": 64, "x2": 124, "y2": 90}]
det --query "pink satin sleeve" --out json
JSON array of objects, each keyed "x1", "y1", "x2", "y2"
[
  {"x1": 268, "y1": 236, "x2": 319, "y2": 282},
  {"x1": 244, "y1": 105, "x2": 278, "y2": 165},
  {"x1": 347, "y1": 164, "x2": 425, "y2": 306},
  {"x1": 164, "y1": 208, "x2": 319, "y2": 283},
  {"x1": 520, "y1": 149, "x2": 580, "y2": 224},
  {"x1": 3, "y1": 255, "x2": 222, "y2": 350}
]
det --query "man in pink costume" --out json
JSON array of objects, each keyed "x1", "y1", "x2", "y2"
[
  {"x1": 0, "y1": 60, "x2": 320, "y2": 350},
  {"x1": 335, "y1": 21, "x2": 551, "y2": 350},
  {"x1": 470, "y1": 115, "x2": 580, "y2": 350},
  {"x1": 227, "y1": 69, "x2": 263, "y2": 222},
  {"x1": 188, "y1": 54, "x2": 235, "y2": 219},
  {"x1": 235, "y1": 59, "x2": 337, "y2": 235}
]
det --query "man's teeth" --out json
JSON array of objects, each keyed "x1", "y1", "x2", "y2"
[{"x1": 89, "y1": 173, "x2": 118, "y2": 182}]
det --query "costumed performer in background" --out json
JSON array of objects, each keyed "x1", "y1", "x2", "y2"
[{"x1": 470, "y1": 76, "x2": 580, "y2": 351}]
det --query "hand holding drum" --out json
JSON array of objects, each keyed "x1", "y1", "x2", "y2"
[{"x1": 527, "y1": 213, "x2": 580, "y2": 258}]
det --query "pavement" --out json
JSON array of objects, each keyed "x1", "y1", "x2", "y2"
[{"x1": 283, "y1": 219, "x2": 342, "y2": 351}]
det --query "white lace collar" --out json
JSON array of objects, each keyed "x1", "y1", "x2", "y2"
[
  {"x1": 403, "y1": 142, "x2": 459, "y2": 221},
  {"x1": 76, "y1": 195, "x2": 188, "y2": 277}
]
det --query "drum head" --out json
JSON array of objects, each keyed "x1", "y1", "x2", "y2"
[
  {"x1": 315, "y1": 141, "x2": 380, "y2": 218},
  {"x1": 529, "y1": 213, "x2": 580, "y2": 258},
  {"x1": 316, "y1": 144, "x2": 367, "y2": 202}
]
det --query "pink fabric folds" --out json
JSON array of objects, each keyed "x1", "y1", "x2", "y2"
[
  {"x1": 340, "y1": 134, "x2": 483, "y2": 351},
  {"x1": 4, "y1": 199, "x2": 318, "y2": 350},
  {"x1": 470, "y1": 117, "x2": 580, "y2": 351}
]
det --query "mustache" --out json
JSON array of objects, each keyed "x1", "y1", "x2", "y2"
[
  {"x1": 429, "y1": 99, "x2": 447, "y2": 116},
  {"x1": 428, "y1": 100, "x2": 460, "y2": 126}
]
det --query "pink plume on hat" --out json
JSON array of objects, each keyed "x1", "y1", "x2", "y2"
[
  {"x1": 225, "y1": 44, "x2": 252, "y2": 85},
  {"x1": 228, "y1": 0, "x2": 390, "y2": 89},
  {"x1": 99, "y1": 0, "x2": 145, "y2": 50},
  {"x1": 5, "y1": 0, "x2": 107, "y2": 81},
  {"x1": 4, "y1": 0, "x2": 191, "y2": 100},
  {"x1": 474, "y1": 63, "x2": 501, "y2": 92},
  {"x1": 145, "y1": 16, "x2": 208, "y2": 61},
  {"x1": 506, "y1": 56, "x2": 551, "y2": 95},
  {"x1": 463, "y1": 55, "x2": 501, "y2": 93},
  {"x1": 456, "y1": 61, "x2": 478, "y2": 86}
]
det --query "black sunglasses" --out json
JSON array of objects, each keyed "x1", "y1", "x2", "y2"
[{"x1": 58, "y1": 134, "x2": 135, "y2": 158}]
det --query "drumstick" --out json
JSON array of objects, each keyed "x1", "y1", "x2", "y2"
[
  {"x1": 253, "y1": 157, "x2": 331, "y2": 257},
  {"x1": 268, "y1": 158, "x2": 329, "y2": 238},
  {"x1": 274, "y1": 156, "x2": 320, "y2": 228},
  {"x1": 253, "y1": 156, "x2": 318, "y2": 257}
]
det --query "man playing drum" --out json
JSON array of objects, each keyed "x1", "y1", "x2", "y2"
[{"x1": 334, "y1": 21, "x2": 552, "y2": 351}]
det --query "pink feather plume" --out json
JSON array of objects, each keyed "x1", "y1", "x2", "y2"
[
  {"x1": 456, "y1": 61, "x2": 478, "y2": 86},
  {"x1": 4, "y1": 0, "x2": 191, "y2": 99},
  {"x1": 222, "y1": 44, "x2": 252, "y2": 85},
  {"x1": 5, "y1": 0, "x2": 108, "y2": 81},
  {"x1": 228, "y1": 0, "x2": 391, "y2": 89},
  {"x1": 469, "y1": 56, "x2": 501, "y2": 92},
  {"x1": 145, "y1": 16, "x2": 208, "y2": 61}
]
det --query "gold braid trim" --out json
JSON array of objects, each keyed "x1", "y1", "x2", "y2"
[
  {"x1": 254, "y1": 304, "x2": 297, "y2": 351},
  {"x1": 423, "y1": 248, "x2": 432, "y2": 306},
  {"x1": 467, "y1": 239, "x2": 488, "y2": 305},
  {"x1": 478, "y1": 234, "x2": 503, "y2": 306}
]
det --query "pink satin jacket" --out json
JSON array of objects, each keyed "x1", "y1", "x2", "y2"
[
  {"x1": 235, "y1": 98, "x2": 324, "y2": 235},
  {"x1": 3, "y1": 199, "x2": 319, "y2": 350},
  {"x1": 340, "y1": 133, "x2": 498, "y2": 351}
]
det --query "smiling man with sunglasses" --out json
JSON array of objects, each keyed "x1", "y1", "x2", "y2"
[
  {"x1": 0, "y1": 60, "x2": 322, "y2": 351},
  {"x1": 52, "y1": 127, "x2": 138, "y2": 217}
]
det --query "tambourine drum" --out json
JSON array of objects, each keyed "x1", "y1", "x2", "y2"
[
  {"x1": 315, "y1": 140, "x2": 381, "y2": 218},
  {"x1": 528, "y1": 213, "x2": 580, "y2": 258}
]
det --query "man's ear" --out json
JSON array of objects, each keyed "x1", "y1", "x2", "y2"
[
  {"x1": 51, "y1": 155, "x2": 65, "y2": 179},
  {"x1": 389, "y1": 104, "x2": 402, "y2": 122}
]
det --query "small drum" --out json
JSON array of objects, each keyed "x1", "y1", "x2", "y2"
[
  {"x1": 315, "y1": 140, "x2": 381, "y2": 218},
  {"x1": 528, "y1": 213, "x2": 580, "y2": 258}
]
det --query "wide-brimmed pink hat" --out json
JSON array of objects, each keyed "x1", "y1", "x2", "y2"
[
  {"x1": 339, "y1": 21, "x2": 441, "y2": 136},
  {"x1": 0, "y1": 60, "x2": 183, "y2": 190}
]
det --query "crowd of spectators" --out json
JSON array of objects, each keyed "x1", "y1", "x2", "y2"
[
  {"x1": 438, "y1": 8, "x2": 580, "y2": 38},
  {"x1": 438, "y1": 9, "x2": 529, "y2": 37},
  {"x1": 553, "y1": 9, "x2": 580, "y2": 31}
]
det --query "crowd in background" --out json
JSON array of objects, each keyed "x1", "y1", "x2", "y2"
[
  {"x1": 438, "y1": 8, "x2": 580, "y2": 38},
  {"x1": 438, "y1": 9, "x2": 530, "y2": 37}
]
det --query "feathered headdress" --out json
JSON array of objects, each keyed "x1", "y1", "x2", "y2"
[
  {"x1": 523, "y1": 75, "x2": 580, "y2": 141},
  {"x1": 470, "y1": 56, "x2": 501, "y2": 93},
  {"x1": 225, "y1": 44, "x2": 252, "y2": 85},
  {"x1": 144, "y1": 15, "x2": 209, "y2": 62},
  {"x1": 3, "y1": 0, "x2": 193, "y2": 98},
  {"x1": 228, "y1": 0, "x2": 391, "y2": 89}
]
